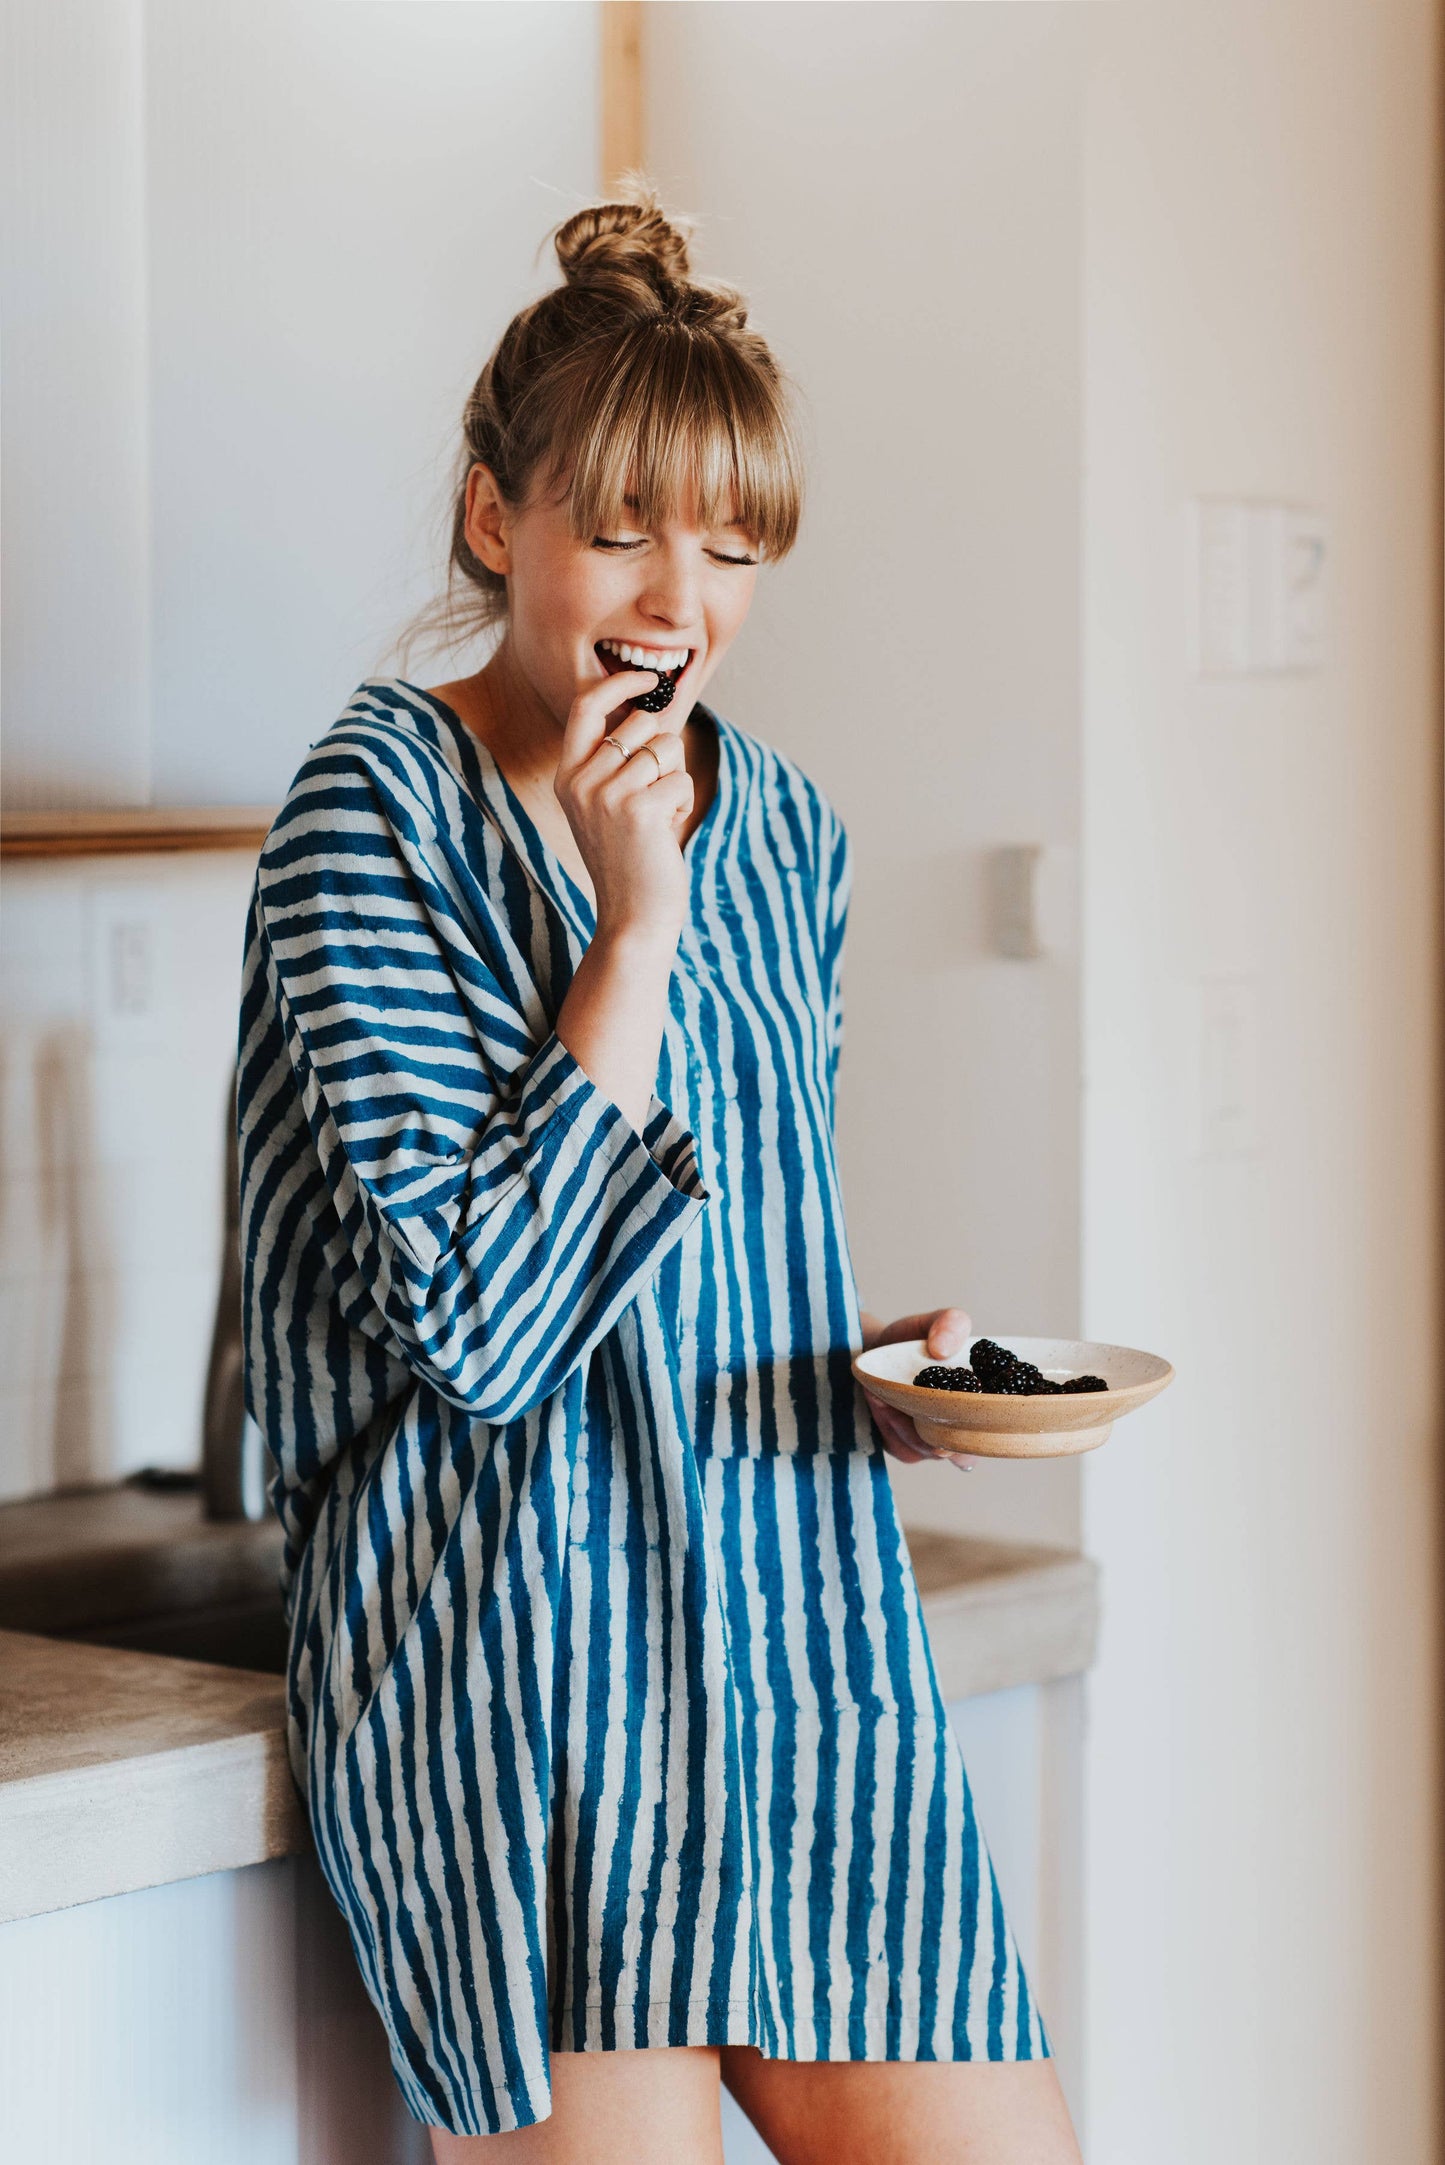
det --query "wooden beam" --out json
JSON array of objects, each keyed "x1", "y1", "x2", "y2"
[
  {"x1": 1, "y1": 807, "x2": 277, "y2": 860},
  {"x1": 600, "y1": 0, "x2": 645, "y2": 192}
]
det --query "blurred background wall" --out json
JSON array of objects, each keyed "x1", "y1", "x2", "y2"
[
  {"x1": 649, "y1": 8, "x2": 1443, "y2": 2150},
  {"x1": 1080, "y1": 6, "x2": 1440, "y2": 2159}
]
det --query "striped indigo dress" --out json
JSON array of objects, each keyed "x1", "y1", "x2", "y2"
[{"x1": 237, "y1": 676, "x2": 1049, "y2": 2136}]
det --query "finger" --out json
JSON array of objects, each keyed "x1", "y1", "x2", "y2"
[
  {"x1": 864, "y1": 1387, "x2": 978, "y2": 1471},
  {"x1": 576, "y1": 724, "x2": 680, "y2": 804},
  {"x1": 921, "y1": 1442, "x2": 978, "y2": 1473},
  {"x1": 924, "y1": 1307, "x2": 973, "y2": 1358},
  {"x1": 641, "y1": 774, "x2": 694, "y2": 824},
  {"x1": 874, "y1": 1310, "x2": 954, "y2": 1349},
  {"x1": 560, "y1": 667, "x2": 662, "y2": 772},
  {"x1": 602, "y1": 728, "x2": 686, "y2": 776},
  {"x1": 585, "y1": 729, "x2": 685, "y2": 800},
  {"x1": 864, "y1": 1394, "x2": 931, "y2": 1463},
  {"x1": 597, "y1": 762, "x2": 693, "y2": 821}
]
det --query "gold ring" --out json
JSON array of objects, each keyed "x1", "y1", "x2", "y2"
[
  {"x1": 636, "y1": 740, "x2": 664, "y2": 776},
  {"x1": 606, "y1": 736, "x2": 633, "y2": 760}
]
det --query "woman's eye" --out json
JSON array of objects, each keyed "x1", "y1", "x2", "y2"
[{"x1": 591, "y1": 535, "x2": 757, "y2": 565}]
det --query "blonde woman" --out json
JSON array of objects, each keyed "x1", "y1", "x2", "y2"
[{"x1": 238, "y1": 183, "x2": 1082, "y2": 2165}]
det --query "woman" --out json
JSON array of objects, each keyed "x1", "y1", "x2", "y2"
[{"x1": 238, "y1": 182, "x2": 1082, "y2": 2164}]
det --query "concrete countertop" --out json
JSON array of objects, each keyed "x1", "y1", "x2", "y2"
[
  {"x1": 905, "y1": 1527, "x2": 1100, "y2": 1701},
  {"x1": 0, "y1": 1630, "x2": 305, "y2": 1925},
  {"x1": 0, "y1": 1486, "x2": 1098, "y2": 1926}
]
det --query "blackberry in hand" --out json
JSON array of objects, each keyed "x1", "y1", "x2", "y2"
[{"x1": 632, "y1": 665, "x2": 681, "y2": 714}]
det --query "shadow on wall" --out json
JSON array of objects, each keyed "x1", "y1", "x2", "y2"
[{"x1": 1, "y1": 1022, "x2": 118, "y2": 1491}]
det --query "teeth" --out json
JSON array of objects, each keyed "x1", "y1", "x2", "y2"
[{"x1": 600, "y1": 638, "x2": 690, "y2": 673}]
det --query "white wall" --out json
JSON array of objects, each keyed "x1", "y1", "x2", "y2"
[
  {"x1": 651, "y1": 4, "x2": 1442, "y2": 2153},
  {"x1": 0, "y1": 0, "x2": 152, "y2": 806},
  {"x1": 649, "y1": 1, "x2": 1088, "y2": 1550},
  {"x1": 0, "y1": 0, "x2": 599, "y2": 811},
  {"x1": 0, "y1": 1855, "x2": 433, "y2": 2165},
  {"x1": 1079, "y1": 4, "x2": 1441, "y2": 2159},
  {"x1": 0, "y1": 1863, "x2": 303, "y2": 2165},
  {"x1": 143, "y1": 0, "x2": 596, "y2": 804}
]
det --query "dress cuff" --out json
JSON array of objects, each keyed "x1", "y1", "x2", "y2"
[{"x1": 527, "y1": 1035, "x2": 709, "y2": 1204}]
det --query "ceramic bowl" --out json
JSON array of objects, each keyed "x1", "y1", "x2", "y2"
[{"x1": 851, "y1": 1336, "x2": 1174, "y2": 1459}]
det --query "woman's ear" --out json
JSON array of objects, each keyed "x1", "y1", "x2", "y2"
[{"x1": 464, "y1": 463, "x2": 512, "y2": 576}]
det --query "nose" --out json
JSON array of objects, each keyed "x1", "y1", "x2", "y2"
[{"x1": 637, "y1": 540, "x2": 702, "y2": 635}]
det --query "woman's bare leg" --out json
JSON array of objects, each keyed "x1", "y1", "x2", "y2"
[
  {"x1": 427, "y1": 2045, "x2": 725, "y2": 2165},
  {"x1": 719, "y1": 2046, "x2": 1082, "y2": 2165}
]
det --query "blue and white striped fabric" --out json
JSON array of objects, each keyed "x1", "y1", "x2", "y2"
[{"x1": 237, "y1": 677, "x2": 1049, "y2": 2135}]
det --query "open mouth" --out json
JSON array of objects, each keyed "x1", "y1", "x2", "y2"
[{"x1": 595, "y1": 638, "x2": 695, "y2": 714}]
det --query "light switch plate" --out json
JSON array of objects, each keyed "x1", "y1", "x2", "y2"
[
  {"x1": 1188, "y1": 498, "x2": 1328, "y2": 677},
  {"x1": 989, "y1": 845, "x2": 1077, "y2": 960}
]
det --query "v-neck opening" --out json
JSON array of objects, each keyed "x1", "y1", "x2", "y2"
[{"x1": 389, "y1": 678, "x2": 732, "y2": 943}]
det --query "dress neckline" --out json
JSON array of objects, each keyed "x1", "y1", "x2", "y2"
[{"x1": 380, "y1": 677, "x2": 734, "y2": 949}]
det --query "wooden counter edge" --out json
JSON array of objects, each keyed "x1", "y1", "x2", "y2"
[{"x1": 1, "y1": 808, "x2": 278, "y2": 859}]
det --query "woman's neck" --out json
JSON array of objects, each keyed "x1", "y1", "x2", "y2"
[{"x1": 445, "y1": 642, "x2": 560, "y2": 787}]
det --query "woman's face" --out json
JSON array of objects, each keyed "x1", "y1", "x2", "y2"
[{"x1": 467, "y1": 463, "x2": 760, "y2": 734}]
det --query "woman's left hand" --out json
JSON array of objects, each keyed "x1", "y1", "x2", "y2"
[{"x1": 858, "y1": 1307, "x2": 981, "y2": 1472}]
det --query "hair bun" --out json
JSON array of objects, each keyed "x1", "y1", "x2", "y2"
[{"x1": 551, "y1": 174, "x2": 693, "y2": 293}]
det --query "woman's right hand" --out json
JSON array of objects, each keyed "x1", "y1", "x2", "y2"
[{"x1": 554, "y1": 668, "x2": 695, "y2": 948}]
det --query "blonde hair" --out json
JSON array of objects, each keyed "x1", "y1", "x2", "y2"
[{"x1": 399, "y1": 174, "x2": 805, "y2": 664}]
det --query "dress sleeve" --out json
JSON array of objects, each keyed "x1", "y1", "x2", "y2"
[
  {"x1": 818, "y1": 807, "x2": 853, "y2": 1100},
  {"x1": 253, "y1": 740, "x2": 709, "y2": 1425}
]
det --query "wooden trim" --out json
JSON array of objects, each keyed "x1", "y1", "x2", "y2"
[
  {"x1": 600, "y1": 0, "x2": 645, "y2": 191},
  {"x1": 1, "y1": 807, "x2": 277, "y2": 860}
]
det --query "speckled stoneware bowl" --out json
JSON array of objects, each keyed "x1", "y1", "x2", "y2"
[{"x1": 852, "y1": 1336, "x2": 1174, "y2": 1459}]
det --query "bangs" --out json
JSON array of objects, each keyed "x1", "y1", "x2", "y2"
[{"x1": 536, "y1": 327, "x2": 803, "y2": 559}]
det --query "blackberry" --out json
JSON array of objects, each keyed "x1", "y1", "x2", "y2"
[
  {"x1": 956, "y1": 1337, "x2": 1111, "y2": 1398},
  {"x1": 966, "y1": 1337, "x2": 1017, "y2": 1383},
  {"x1": 632, "y1": 664, "x2": 682, "y2": 714},
  {"x1": 990, "y1": 1369, "x2": 1052, "y2": 1395},
  {"x1": 969, "y1": 1338, "x2": 1044, "y2": 1392},
  {"x1": 913, "y1": 1364, "x2": 983, "y2": 1393}
]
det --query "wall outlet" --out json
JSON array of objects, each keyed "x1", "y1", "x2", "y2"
[{"x1": 87, "y1": 885, "x2": 169, "y2": 1049}]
